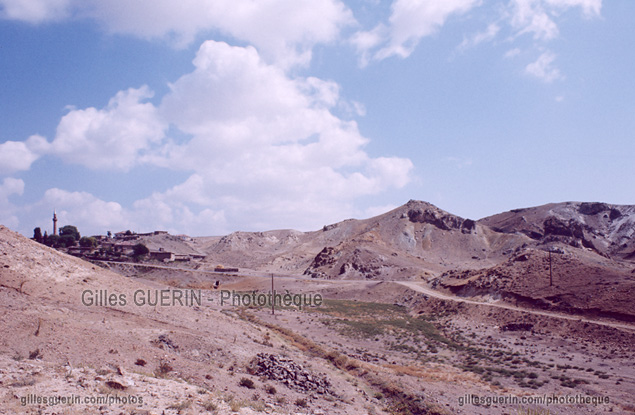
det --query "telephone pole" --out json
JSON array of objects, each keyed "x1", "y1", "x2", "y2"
[
  {"x1": 271, "y1": 273, "x2": 275, "y2": 315},
  {"x1": 549, "y1": 249, "x2": 553, "y2": 287}
]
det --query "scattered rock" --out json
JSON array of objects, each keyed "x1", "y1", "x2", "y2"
[{"x1": 248, "y1": 353, "x2": 334, "y2": 396}]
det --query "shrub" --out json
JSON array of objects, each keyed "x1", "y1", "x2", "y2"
[
  {"x1": 239, "y1": 377, "x2": 255, "y2": 389},
  {"x1": 156, "y1": 360, "x2": 173, "y2": 377}
]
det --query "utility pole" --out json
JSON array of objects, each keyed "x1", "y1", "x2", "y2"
[
  {"x1": 549, "y1": 249, "x2": 553, "y2": 287},
  {"x1": 271, "y1": 273, "x2": 275, "y2": 315}
]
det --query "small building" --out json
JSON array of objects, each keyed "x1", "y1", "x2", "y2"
[
  {"x1": 113, "y1": 241, "x2": 136, "y2": 255},
  {"x1": 214, "y1": 265, "x2": 239, "y2": 273},
  {"x1": 150, "y1": 250, "x2": 175, "y2": 262},
  {"x1": 114, "y1": 231, "x2": 139, "y2": 241},
  {"x1": 67, "y1": 246, "x2": 95, "y2": 257}
]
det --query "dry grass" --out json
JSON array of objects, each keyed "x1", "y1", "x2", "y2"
[{"x1": 238, "y1": 309, "x2": 446, "y2": 415}]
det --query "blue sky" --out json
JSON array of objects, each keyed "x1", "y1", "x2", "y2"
[{"x1": 1, "y1": 0, "x2": 633, "y2": 237}]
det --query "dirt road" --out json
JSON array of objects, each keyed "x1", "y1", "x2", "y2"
[
  {"x1": 93, "y1": 260, "x2": 635, "y2": 332},
  {"x1": 395, "y1": 280, "x2": 635, "y2": 332}
]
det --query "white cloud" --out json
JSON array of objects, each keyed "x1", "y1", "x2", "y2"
[
  {"x1": 41, "y1": 188, "x2": 129, "y2": 233},
  {"x1": 28, "y1": 40, "x2": 413, "y2": 234},
  {"x1": 1, "y1": 0, "x2": 353, "y2": 68},
  {"x1": 508, "y1": 0, "x2": 601, "y2": 40},
  {"x1": 0, "y1": 0, "x2": 71, "y2": 23},
  {"x1": 504, "y1": 47, "x2": 522, "y2": 58},
  {"x1": 50, "y1": 86, "x2": 166, "y2": 171},
  {"x1": 89, "y1": 0, "x2": 353, "y2": 65},
  {"x1": 132, "y1": 183, "x2": 228, "y2": 235},
  {"x1": 353, "y1": 0, "x2": 479, "y2": 62},
  {"x1": 0, "y1": 135, "x2": 47, "y2": 174},
  {"x1": 509, "y1": 0, "x2": 559, "y2": 40},
  {"x1": 544, "y1": 0, "x2": 601, "y2": 17},
  {"x1": 459, "y1": 23, "x2": 500, "y2": 50},
  {"x1": 29, "y1": 186, "x2": 227, "y2": 236},
  {"x1": 155, "y1": 40, "x2": 413, "y2": 231},
  {"x1": 349, "y1": 0, "x2": 602, "y2": 85},
  {"x1": 525, "y1": 50, "x2": 562, "y2": 82},
  {"x1": 0, "y1": 177, "x2": 24, "y2": 229},
  {"x1": 350, "y1": 24, "x2": 388, "y2": 67}
]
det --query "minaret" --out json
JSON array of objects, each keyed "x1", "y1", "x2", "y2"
[{"x1": 53, "y1": 210, "x2": 58, "y2": 236}]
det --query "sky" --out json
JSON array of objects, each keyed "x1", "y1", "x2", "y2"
[{"x1": 1, "y1": 0, "x2": 634, "y2": 237}]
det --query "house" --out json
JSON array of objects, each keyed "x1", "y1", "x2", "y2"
[
  {"x1": 114, "y1": 231, "x2": 139, "y2": 241},
  {"x1": 150, "y1": 250, "x2": 174, "y2": 262},
  {"x1": 113, "y1": 241, "x2": 136, "y2": 255},
  {"x1": 67, "y1": 246, "x2": 96, "y2": 257}
]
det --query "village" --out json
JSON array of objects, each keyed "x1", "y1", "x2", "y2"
[
  {"x1": 68, "y1": 230, "x2": 207, "y2": 263},
  {"x1": 32, "y1": 211, "x2": 222, "y2": 266}
]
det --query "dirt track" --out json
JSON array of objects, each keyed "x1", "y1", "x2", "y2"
[
  {"x1": 96, "y1": 260, "x2": 635, "y2": 333},
  {"x1": 395, "y1": 281, "x2": 635, "y2": 332}
]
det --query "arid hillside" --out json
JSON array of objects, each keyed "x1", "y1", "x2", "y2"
[
  {"x1": 0, "y1": 225, "x2": 382, "y2": 414},
  {"x1": 2, "y1": 196, "x2": 635, "y2": 415},
  {"x1": 196, "y1": 200, "x2": 635, "y2": 281},
  {"x1": 197, "y1": 200, "x2": 531, "y2": 277},
  {"x1": 479, "y1": 201, "x2": 635, "y2": 260}
]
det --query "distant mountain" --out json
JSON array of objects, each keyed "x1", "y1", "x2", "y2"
[
  {"x1": 479, "y1": 201, "x2": 635, "y2": 261},
  {"x1": 190, "y1": 199, "x2": 635, "y2": 321},
  {"x1": 197, "y1": 200, "x2": 635, "y2": 280}
]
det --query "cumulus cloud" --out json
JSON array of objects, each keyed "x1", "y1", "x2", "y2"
[
  {"x1": 352, "y1": 0, "x2": 479, "y2": 63},
  {"x1": 155, "y1": 40, "x2": 413, "y2": 231},
  {"x1": 32, "y1": 186, "x2": 227, "y2": 236},
  {"x1": 50, "y1": 86, "x2": 166, "y2": 171},
  {"x1": 41, "y1": 188, "x2": 129, "y2": 232},
  {"x1": 1, "y1": 0, "x2": 353, "y2": 67},
  {"x1": 0, "y1": 135, "x2": 47, "y2": 174},
  {"x1": 28, "y1": 41, "x2": 412, "y2": 234},
  {"x1": 91, "y1": 0, "x2": 353, "y2": 66},
  {"x1": 0, "y1": 177, "x2": 25, "y2": 229},
  {"x1": 0, "y1": 0, "x2": 71, "y2": 23},
  {"x1": 525, "y1": 50, "x2": 562, "y2": 82}
]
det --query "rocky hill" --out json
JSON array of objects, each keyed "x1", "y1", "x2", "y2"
[
  {"x1": 0, "y1": 225, "x2": 374, "y2": 414},
  {"x1": 197, "y1": 200, "x2": 635, "y2": 279},
  {"x1": 188, "y1": 200, "x2": 635, "y2": 322},
  {"x1": 479, "y1": 201, "x2": 635, "y2": 260},
  {"x1": 197, "y1": 200, "x2": 526, "y2": 277},
  {"x1": 3, "y1": 200, "x2": 635, "y2": 414}
]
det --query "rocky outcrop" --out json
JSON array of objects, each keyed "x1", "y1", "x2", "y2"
[
  {"x1": 480, "y1": 202, "x2": 635, "y2": 260},
  {"x1": 303, "y1": 246, "x2": 339, "y2": 278},
  {"x1": 578, "y1": 202, "x2": 610, "y2": 216},
  {"x1": 543, "y1": 217, "x2": 585, "y2": 239},
  {"x1": 248, "y1": 353, "x2": 334, "y2": 395},
  {"x1": 406, "y1": 202, "x2": 475, "y2": 234}
]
